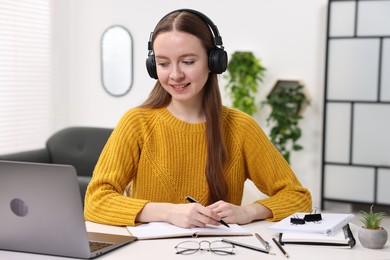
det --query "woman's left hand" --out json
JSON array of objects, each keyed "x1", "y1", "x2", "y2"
[{"x1": 207, "y1": 201, "x2": 272, "y2": 225}]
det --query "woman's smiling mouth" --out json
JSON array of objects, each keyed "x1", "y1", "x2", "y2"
[{"x1": 171, "y1": 83, "x2": 190, "y2": 89}]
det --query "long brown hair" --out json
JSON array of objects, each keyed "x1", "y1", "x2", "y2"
[{"x1": 140, "y1": 10, "x2": 228, "y2": 205}]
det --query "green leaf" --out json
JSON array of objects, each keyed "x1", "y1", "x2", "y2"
[
  {"x1": 224, "y1": 51, "x2": 266, "y2": 116},
  {"x1": 359, "y1": 205, "x2": 387, "y2": 229},
  {"x1": 264, "y1": 82, "x2": 309, "y2": 164}
]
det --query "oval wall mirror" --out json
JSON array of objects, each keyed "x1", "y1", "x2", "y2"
[{"x1": 101, "y1": 25, "x2": 133, "y2": 96}]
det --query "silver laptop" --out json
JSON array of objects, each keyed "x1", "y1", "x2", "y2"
[{"x1": 0, "y1": 160, "x2": 137, "y2": 259}]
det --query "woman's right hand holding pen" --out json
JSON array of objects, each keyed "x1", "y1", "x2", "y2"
[
  {"x1": 207, "y1": 200, "x2": 273, "y2": 224},
  {"x1": 136, "y1": 202, "x2": 224, "y2": 228}
]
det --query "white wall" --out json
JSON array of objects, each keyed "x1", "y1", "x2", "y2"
[{"x1": 52, "y1": 0, "x2": 328, "y2": 209}]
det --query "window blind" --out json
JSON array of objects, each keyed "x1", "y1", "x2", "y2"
[{"x1": 0, "y1": 0, "x2": 53, "y2": 154}]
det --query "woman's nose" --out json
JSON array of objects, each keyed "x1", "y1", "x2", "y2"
[{"x1": 170, "y1": 64, "x2": 184, "y2": 80}]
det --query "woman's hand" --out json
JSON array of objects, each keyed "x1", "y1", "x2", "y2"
[
  {"x1": 207, "y1": 201, "x2": 273, "y2": 225},
  {"x1": 168, "y1": 203, "x2": 224, "y2": 228},
  {"x1": 136, "y1": 202, "x2": 223, "y2": 228}
]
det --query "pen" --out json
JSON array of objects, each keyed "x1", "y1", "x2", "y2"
[
  {"x1": 221, "y1": 238, "x2": 275, "y2": 255},
  {"x1": 255, "y1": 233, "x2": 270, "y2": 251},
  {"x1": 185, "y1": 196, "x2": 230, "y2": 228},
  {"x1": 272, "y1": 237, "x2": 289, "y2": 258}
]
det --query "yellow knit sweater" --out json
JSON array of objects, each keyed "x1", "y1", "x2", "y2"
[{"x1": 84, "y1": 106, "x2": 312, "y2": 226}]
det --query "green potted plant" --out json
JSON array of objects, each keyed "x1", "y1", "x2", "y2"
[
  {"x1": 358, "y1": 205, "x2": 388, "y2": 249},
  {"x1": 224, "y1": 51, "x2": 266, "y2": 116},
  {"x1": 263, "y1": 81, "x2": 309, "y2": 164}
]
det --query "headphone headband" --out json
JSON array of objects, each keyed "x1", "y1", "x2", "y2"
[{"x1": 148, "y1": 9, "x2": 224, "y2": 51}]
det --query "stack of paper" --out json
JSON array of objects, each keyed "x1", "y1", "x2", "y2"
[
  {"x1": 268, "y1": 212, "x2": 356, "y2": 248},
  {"x1": 279, "y1": 224, "x2": 356, "y2": 248}
]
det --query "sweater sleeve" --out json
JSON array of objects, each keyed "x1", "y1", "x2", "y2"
[
  {"x1": 241, "y1": 116, "x2": 312, "y2": 221},
  {"x1": 84, "y1": 109, "x2": 149, "y2": 226}
]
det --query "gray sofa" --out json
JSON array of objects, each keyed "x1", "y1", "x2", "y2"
[{"x1": 0, "y1": 127, "x2": 113, "y2": 204}]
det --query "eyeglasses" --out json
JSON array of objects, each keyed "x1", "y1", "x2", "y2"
[{"x1": 174, "y1": 240, "x2": 235, "y2": 255}]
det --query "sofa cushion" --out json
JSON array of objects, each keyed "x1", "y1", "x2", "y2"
[{"x1": 47, "y1": 127, "x2": 112, "y2": 177}]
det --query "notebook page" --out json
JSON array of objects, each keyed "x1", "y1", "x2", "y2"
[{"x1": 127, "y1": 222, "x2": 251, "y2": 240}]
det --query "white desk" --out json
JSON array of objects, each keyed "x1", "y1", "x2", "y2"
[{"x1": 0, "y1": 221, "x2": 389, "y2": 259}]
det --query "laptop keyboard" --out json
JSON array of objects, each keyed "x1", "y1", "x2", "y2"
[{"x1": 89, "y1": 241, "x2": 114, "y2": 252}]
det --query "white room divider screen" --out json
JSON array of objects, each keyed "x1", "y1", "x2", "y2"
[{"x1": 321, "y1": 0, "x2": 390, "y2": 208}]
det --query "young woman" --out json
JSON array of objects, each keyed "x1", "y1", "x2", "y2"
[{"x1": 84, "y1": 9, "x2": 312, "y2": 228}]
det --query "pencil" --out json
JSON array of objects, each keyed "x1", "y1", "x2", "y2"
[
  {"x1": 272, "y1": 237, "x2": 289, "y2": 258},
  {"x1": 221, "y1": 239, "x2": 275, "y2": 255}
]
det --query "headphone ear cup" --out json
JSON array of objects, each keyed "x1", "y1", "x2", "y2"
[
  {"x1": 146, "y1": 54, "x2": 158, "y2": 79},
  {"x1": 208, "y1": 47, "x2": 228, "y2": 74}
]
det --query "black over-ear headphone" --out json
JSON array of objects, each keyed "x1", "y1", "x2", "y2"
[{"x1": 146, "y1": 9, "x2": 228, "y2": 79}]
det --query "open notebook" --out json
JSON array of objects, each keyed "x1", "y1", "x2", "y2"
[{"x1": 127, "y1": 222, "x2": 252, "y2": 240}]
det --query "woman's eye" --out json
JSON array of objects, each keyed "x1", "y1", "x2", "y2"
[
  {"x1": 182, "y1": 60, "x2": 194, "y2": 65},
  {"x1": 157, "y1": 62, "x2": 168, "y2": 67}
]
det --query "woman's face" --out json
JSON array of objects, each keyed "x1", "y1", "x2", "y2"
[{"x1": 153, "y1": 30, "x2": 210, "y2": 105}]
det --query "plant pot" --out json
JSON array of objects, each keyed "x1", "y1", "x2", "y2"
[{"x1": 358, "y1": 227, "x2": 388, "y2": 249}]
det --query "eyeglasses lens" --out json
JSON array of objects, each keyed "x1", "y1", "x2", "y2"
[
  {"x1": 210, "y1": 241, "x2": 235, "y2": 255},
  {"x1": 175, "y1": 241, "x2": 200, "y2": 255},
  {"x1": 175, "y1": 240, "x2": 234, "y2": 255}
]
